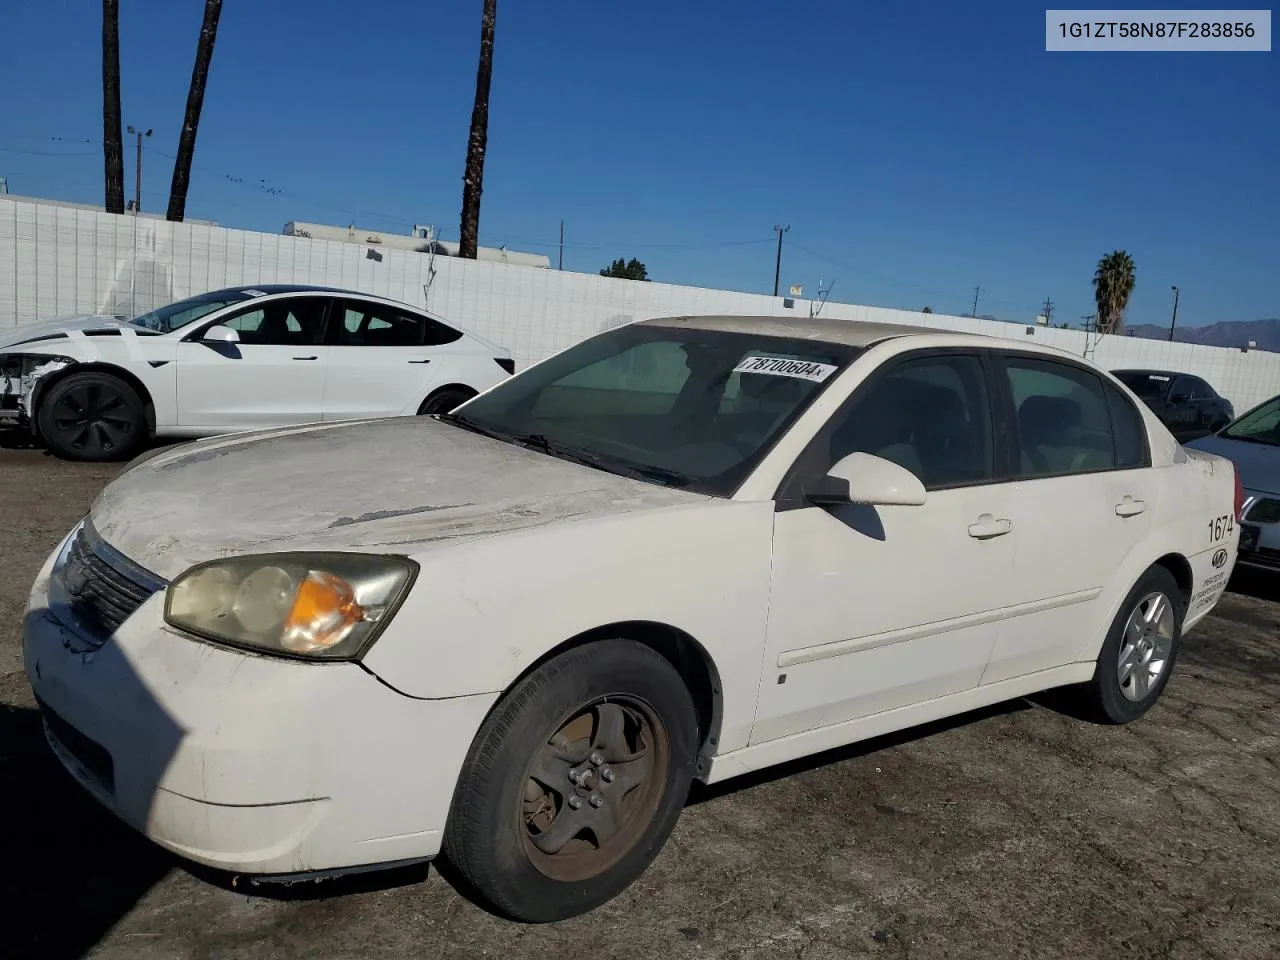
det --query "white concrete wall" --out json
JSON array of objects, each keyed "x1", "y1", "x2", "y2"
[{"x1": 3, "y1": 195, "x2": 1278, "y2": 411}]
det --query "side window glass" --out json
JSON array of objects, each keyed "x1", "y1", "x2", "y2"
[
  {"x1": 1006, "y1": 357, "x2": 1115, "y2": 477},
  {"x1": 221, "y1": 298, "x2": 326, "y2": 346},
  {"x1": 824, "y1": 354, "x2": 993, "y2": 489},
  {"x1": 1103, "y1": 381, "x2": 1147, "y2": 469},
  {"x1": 1190, "y1": 378, "x2": 1212, "y2": 400},
  {"x1": 336, "y1": 301, "x2": 424, "y2": 347}
]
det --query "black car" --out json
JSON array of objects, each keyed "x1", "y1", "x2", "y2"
[{"x1": 1111, "y1": 369, "x2": 1235, "y2": 441}]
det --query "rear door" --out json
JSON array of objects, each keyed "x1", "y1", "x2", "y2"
[
  {"x1": 175, "y1": 296, "x2": 330, "y2": 429},
  {"x1": 322, "y1": 299, "x2": 460, "y2": 420},
  {"x1": 982, "y1": 352, "x2": 1157, "y2": 684}
]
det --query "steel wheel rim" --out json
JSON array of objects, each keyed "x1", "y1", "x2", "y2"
[
  {"x1": 1117, "y1": 591, "x2": 1175, "y2": 702},
  {"x1": 50, "y1": 384, "x2": 134, "y2": 455},
  {"x1": 519, "y1": 696, "x2": 670, "y2": 882}
]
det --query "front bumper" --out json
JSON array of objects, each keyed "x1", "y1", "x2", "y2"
[{"x1": 22, "y1": 529, "x2": 497, "y2": 875}]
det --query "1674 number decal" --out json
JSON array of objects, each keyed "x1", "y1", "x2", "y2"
[{"x1": 1208, "y1": 513, "x2": 1234, "y2": 544}]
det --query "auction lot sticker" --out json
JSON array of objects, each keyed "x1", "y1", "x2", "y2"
[{"x1": 734, "y1": 356, "x2": 838, "y2": 382}]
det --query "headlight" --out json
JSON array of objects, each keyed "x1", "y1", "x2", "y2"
[{"x1": 164, "y1": 553, "x2": 417, "y2": 659}]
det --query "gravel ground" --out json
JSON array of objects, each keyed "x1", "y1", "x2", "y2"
[{"x1": 2, "y1": 441, "x2": 1278, "y2": 960}]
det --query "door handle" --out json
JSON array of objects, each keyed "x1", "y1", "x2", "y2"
[
  {"x1": 967, "y1": 515, "x2": 1013, "y2": 539},
  {"x1": 293, "y1": 356, "x2": 318, "y2": 361},
  {"x1": 1115, "y1": 497, "x2": 1147, "y2": 517},
  {"x1": 408, "y1": 359, "x2": 432, "y2": 364}
]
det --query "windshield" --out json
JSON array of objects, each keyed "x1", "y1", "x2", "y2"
[
  {"x1": 1222, "y1": 395, "x2": 1280, "y2": 446},
  {"x1": 130, "y1": 289, "x2": 254, "y2": 333},
  {"x1": 1113, "y1": 371, "x2": 1171, "y2": 400},
  {"x1": 444, "y1": 322, "x2": 861, "y2": 496}
]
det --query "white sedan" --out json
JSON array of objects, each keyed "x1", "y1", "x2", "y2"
[
  {"x1": 0, "y1": 284, "x2": 513, "y2": 460},
  {"x1": 24, "y1": 315, "x2": 1240, "y2": 922}
]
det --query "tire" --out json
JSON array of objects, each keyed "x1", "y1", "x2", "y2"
[
  {"x1": 417, "y1": 387, "x2": 475, "y2": 416},
  {"x1": 1073, "y1": 565, "x2": 1186, "y2": 725},
  {"x1": 36, "y1": 371, "x2": 147, "y2": 462},
  {"x1": 443, "y1": 640, "x2": 699, "y2": 922}
]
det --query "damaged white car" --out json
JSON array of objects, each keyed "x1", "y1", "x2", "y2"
[
  {"x1": 0, "y1": 284, "x2": 514, "y2": 461},
  {"x1": 25, "y1": 315, "x2": 1240, "y2": 922}
]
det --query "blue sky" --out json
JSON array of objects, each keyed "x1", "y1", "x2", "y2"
[{"x1": 0, "y1": 1, "x2": 1275, "y2": 327}]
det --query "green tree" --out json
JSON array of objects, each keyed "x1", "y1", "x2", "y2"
[
  {"x1": 1093, "y1": 250, "x2": 1137, "y2": 335},
  {"x1": 600, "y1": 257, "x2": 649, "y2": 281},
  {"x1": 167, "y1": 0, "x2": 223, "y2": 222},
  {"x1": 458, "y1": 0, "x2": 497, "y2": 258},
  {"x1": 921, "y1": 305, "x2": 933, "y2": 314}
]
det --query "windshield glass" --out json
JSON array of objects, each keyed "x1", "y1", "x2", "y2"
[
  {"x1": 130, "y1": 289, "x2": 254, "y2": 333},
  {"x1": 1113, "y1": 371, "x2": 1170, "y2": 400},
  {"x1": 445, "y1": 322, "x2": 861, "y2": 496},
  {"x1": 1222, "y1": 395, "x2": 1280, "y2": 446}
]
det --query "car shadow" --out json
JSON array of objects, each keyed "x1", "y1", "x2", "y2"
[
  {"x1": 0, "y1": 703, "x2": 174, "y2": 960},
  {"x1": 1227, "y1": 566, "x2": 1280, "y2": 604},
  {"x1": 0, "y1": 426, "x2": 41, "y2": 451}
]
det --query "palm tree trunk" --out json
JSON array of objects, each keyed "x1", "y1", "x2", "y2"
[
  {"x1": 166, "y1": 0, "x2": 223, "y2": 222},
  {"x1": 101, "y1": 0, "x2": 125, "y2": 215},
  {"x1": 458, "y1": 0, "x2": 497, "y2": 259}
]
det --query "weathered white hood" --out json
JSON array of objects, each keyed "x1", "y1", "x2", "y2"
[
  {"x1": 90, "y1": 417, "x2": 708, "y2": 579},
  {"x1": 0, "y1": 313, "x2": 143, "y2": 350}
]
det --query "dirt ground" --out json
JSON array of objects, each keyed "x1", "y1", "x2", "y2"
[{"x1": 2, "y1": 441, "x2": 1279, "y2": 960}]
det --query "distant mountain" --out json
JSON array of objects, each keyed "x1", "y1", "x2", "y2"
[{"x1": 1121, "y1": 319, "x2": 1280, "y2": 352}]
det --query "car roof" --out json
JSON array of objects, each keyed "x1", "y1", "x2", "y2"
[
  {"x1": 213, "y1": 283, "x2": 353, "y2": 296},
  {"x1": 637, "y1": 314, "x2": 964, "y2": 348}
]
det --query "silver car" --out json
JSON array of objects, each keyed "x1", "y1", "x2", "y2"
[{"x1": 1187, "y1": 393, "x2": 1280, "y2": 572}]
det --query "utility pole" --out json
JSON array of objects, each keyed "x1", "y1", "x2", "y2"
[
  {"x1": 1041, "y1": 297, "x2": 1055, "y2": 326},
  {"x1": 772, "y1": 224, "x2": 790, "y2": 297},
  {"x1": 970, "y1": 285, "x2": 981, "y2": 318},
  {"x1": 126, "y1": 125, "x2": 152, "y2": 213},
  {"x1": 1168, "y1": 285, "x2": 1180, "y2": 341},
  {"x1": 558, "y1": 220, "x2": 564, "y2": 270}
]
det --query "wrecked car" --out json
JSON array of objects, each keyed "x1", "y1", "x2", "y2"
[
  {"x1": 25, "y1": 314, "x2": 1240, "y2": 922},
  {"x1": 0, "y1": 284, "x2": 514, "y2": 461}
]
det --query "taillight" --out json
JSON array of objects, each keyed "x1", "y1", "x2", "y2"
[
  {"x1": 494, "y1": 357, "x2": 515, "y2": 375},
  {"x1": 1233, "y1": 462, "x2": 1245, "y2": 521}
]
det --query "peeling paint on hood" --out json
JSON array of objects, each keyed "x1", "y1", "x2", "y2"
[
  {"x1": 91, "y1": 416, "x2": 709, "y2": 578},
  {"x1": 0, "y1": 313, "x2": 143, "y2": 350}
]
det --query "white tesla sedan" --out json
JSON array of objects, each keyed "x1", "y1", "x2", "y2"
[
  {"x1": 0, "y1": 284, "x2": 514, "y2": 460},
  {"x1": 24, "y1": 315, "x2": 1240, "y2": 922}
]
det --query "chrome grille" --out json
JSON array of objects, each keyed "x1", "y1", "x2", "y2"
[{"x1": 59, "y1": 526, "x2": 160, "y2": 638}]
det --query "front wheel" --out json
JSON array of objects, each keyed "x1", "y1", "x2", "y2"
[
  {"x1": 36, "y1": 371, "x2": 147, "y2": 462},
  {"x1": 443, "y1": 641, "x2": 699, "y2": 922},
  {"x1": 1073, "y1": 565, "x2": 1185, "y2": 724}
]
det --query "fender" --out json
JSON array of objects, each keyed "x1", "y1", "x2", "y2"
[{"x1": 360, "y1": 497, "x2": 776, "y2": 756}]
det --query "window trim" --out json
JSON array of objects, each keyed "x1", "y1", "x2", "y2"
[
  {"x1": 773, "y1": 347, "x2": 1002, "y2": 510},
  {"x1": 992, "y1": 349, "x2": 1152, "y2": 482},
  {"x1": 182, "y1": 294, "x2": 333, "y2": 346}
]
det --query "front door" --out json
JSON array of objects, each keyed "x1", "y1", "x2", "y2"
[
  {"x1": 176, "y1": 296, "x2": 330, "y2": 429},
  {"x1": 752, "y1": 351, "x2": 1019, "y2": 745},
  {"x1": 982, "y1": 352, "x2": 1159, "y2": 684}
]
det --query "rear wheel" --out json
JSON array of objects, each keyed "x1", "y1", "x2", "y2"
[
  {"x1": 417, "y1": 387, "x2": 475, "y2": 416},
  {"x1": 1073, "y1": 565, "x2": 1185, "y2": 724},
  {"x1": 36, "y1": 371, "x2": 147, "y2": 462},
  {"x1": 443, "y1": 641, "x2": 698, "y2": 922}
]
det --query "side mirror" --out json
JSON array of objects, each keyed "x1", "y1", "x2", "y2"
[
  {"x1": 805, "y1": 452, "x2": 927, "y2": 507},
  {"x1": 202, "y1": 324, "x2": 240, "y2": 343}
]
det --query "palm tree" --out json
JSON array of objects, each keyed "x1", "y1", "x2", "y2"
[
  {"x1": 166, "y1": 0, "x2": 223, "y2": 222},
  {"x1": 102, "y1": 0, "x2": 124, "y2": 214},
  {"x1": 1093, "y1": 250, "x2": 1137, "y2": 335},
  {"x1": 459, "y1": 0, "x2": 497, "y2": 259}
]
